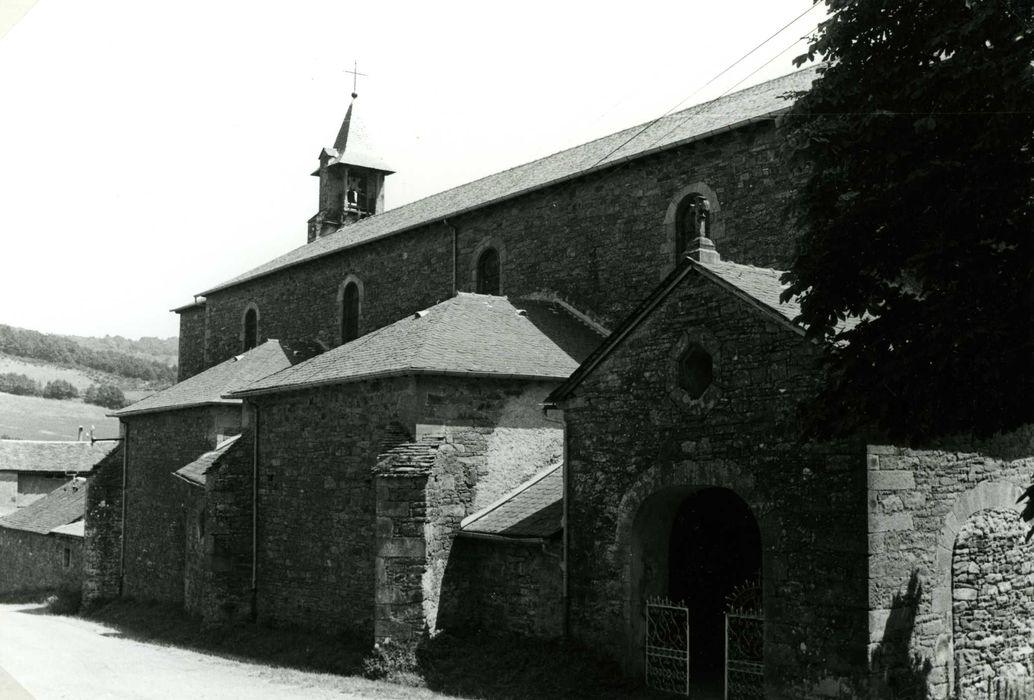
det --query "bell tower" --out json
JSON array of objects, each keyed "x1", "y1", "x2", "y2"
[{"x1": 308, "y1": 79, "x2": 394, "y2": 243}]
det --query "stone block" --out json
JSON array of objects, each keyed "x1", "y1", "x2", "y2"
[
  {"x1": 378, "y1": 537, "x2": 425, "y2": 559},
  {"x1": 870, "y1": 512, "x2": 914, "y2": 532},
  {"x1": 869, "y1": 470, "x2": 916, "y2": 492}
]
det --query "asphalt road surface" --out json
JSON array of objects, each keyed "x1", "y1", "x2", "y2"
[{"x1": 0, "y1": 604, "x2": 450, "y2": 700}]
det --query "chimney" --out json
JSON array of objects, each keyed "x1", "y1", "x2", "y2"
[{"x1": 77, "y1": 426, "x2": 83, "y2": 442}]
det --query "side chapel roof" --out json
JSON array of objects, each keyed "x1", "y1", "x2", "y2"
[
  {"x1": 111, "y1": 340, "x2": 320, "y2": 418},
  {"x1": 0, "y1": 478, "x2": 87, "y2": 536},
  {"x1": 0, "y1": 439, "x2": 117, "y2": 474},
  {"x1": 173, "y1": 434, "x2": 243, "y2": 487},
  {"x1": 229, "y1": 294, "x2": 605, "y2": 398},
  {"x1": 546, "y1": 257, "x2": 805, "y2": 405},
  {"x1": 459, "y1": 463, "x2": 562, "y2": 541},
  {"x1": 200, "y1": 67, "x2": 819, "y2": 296}
]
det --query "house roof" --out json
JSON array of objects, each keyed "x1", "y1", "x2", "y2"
[
  {"x1": 173, "y1": 434, "x2": 243, "y2": 487},
  {"x1": 112, "y1": 340, "x2": 321, "y2": 417},
  {"x1": 199, "y1": 67, "x2": 818, "y2": 296},
  {"x1": 230, "y1": 293, "x2": 606, "y2": 398},
  {"x1": 546, "y1": 256, "x2": 805, "y2": 405},
  {"x1": 0, "y1": 478, "x2": 87, "y2": 535},
  {"x1": 0, "y1": 439, "x2": 117, "y2": 474},
  {"x1": 459, "y1": 464, "x2": 562, "y2": 541}
]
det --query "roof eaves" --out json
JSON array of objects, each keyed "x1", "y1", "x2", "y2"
[
  {"x1": 198, "y1": 111, "x2": 786, "y2": 297},
  {"x1": 172, "y1": 471, "x2": 205, "y2": 488},
  {"x1": 110, "y1": 398, "x2": 241, "y2": 419},
  {"x1": 455, "y1": 530, "x2": 549, "y2": 544},
  {"x1": 230, "y1": 367, "x2": 569, "y2": 400}
]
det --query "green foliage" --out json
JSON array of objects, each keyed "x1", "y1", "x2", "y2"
[
  {"x1": 83, "y1": 383, "x2": 127, "y2": 410},
  {"x1": 0, "y1": 372, "x2": 41, "y2": 397},
  {"x1": 780, "y1": 0, "x2": 1034, "y2": 442},
  {"x1": 42, "y1": 379, "x2": 79, "y2": 400},
  {"x1": 361, "y1": 638, "x2": 420, "y2": 685},
  {"x1": 0, "y1": 324, "x2": 177, "y2": 384}
]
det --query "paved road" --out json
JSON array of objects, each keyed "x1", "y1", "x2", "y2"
[{"x1": 0, "y1": 604, "x2": 450, "y2": 700}]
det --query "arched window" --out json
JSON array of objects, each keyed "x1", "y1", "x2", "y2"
[
  {"x1": 242, "y1": 306, "x2": 258, "y2": 351},
  {"x1": 341, "y1": 281, "x2": 360, "y2": 343},
  {"x1": 675, "y1": 194, "x2": 711, "y2": 256},
  {"x1": 476, "y1": 248, "x2": 501, "y2": 295}
]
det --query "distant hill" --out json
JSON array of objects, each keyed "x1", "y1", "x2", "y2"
[
  {"x1": 0, "y1": 324, "x2": 177, "y2": 385},
  {"x1": 0, "y1": 391, "x2": 119, "y2": 441},
  {"x1": 67, "y1": 334, "x2": 178, "y2": 368}
]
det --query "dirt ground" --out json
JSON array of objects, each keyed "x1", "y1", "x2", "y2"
[{"x1": 0, "y1": 603, "x2": 455, "y2": 699}]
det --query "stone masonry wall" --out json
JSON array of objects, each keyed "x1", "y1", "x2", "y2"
[
  {"x1": 0, "y1": 472, "x2": 17, "y2": 515},
  {"x1": 439, "y1": 536, "x2": 564, "y2": 639},
  {"x1": 202, "y1": 432, "x2": 254, "y2": 626},
  {"x1": 253, "y1": 377, "x2": 418, "y2": 637},
  {"x1": 192, "y1": 122, "x2": 798, "y2": 372},
  {"x1": 182, "y1": 480, "x2": 206, "y2": 617},
  {"x1": 0, "y1": 529, "x2": 82, "y2": 595},
  {"x1": 17, "y1": 474, "x2": 70, "y2": 508},
  {"x1": 83, "y1": 445, "x2": 124, "y2": 607},
  {"x1": 561, "y1": 271, "x2": 869, "y2": 698},
  {"x1": 952, "y1": 509, "x2": 1034, "y2": 698},
  {"x1": 866, "y1": 427, "x2": 1034, "y2": 700},
  {"x1": 177, "y1": 306, "x2": 206, "y2": 381},
  {"x1": 121, "y1": 406, "x2": 240, "y2": 604}
]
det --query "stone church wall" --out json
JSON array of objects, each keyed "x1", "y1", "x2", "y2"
[
  {"x1": 181, "y1": 480, "x2": 206, "y2": 617},
  {"x1": 83, "y1": 446, "x2": 124, "y2": 607},
  {"x1": 865, "y1": 427, "x2": 1034, "y2": 700},
  {"x1": 120, "y1": 406, "x2": 240, "y2": 605},
  {"x1": 177, "y1": 305, "x2": 206, "y2": 381},
  {"x1": 0, "y1": 528, "x2": 82, "y2": 596},
  {"x1": 560, "y1": 272, "x2": 870, "y2": 698},
  {"x1": 184, "y1": 121, "x2": 798, "y2": 373},
  {"x1": 254, "y1": 375, "x2": 561, "y2": 640}
]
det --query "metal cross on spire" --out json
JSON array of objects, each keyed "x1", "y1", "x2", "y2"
[{"x1": 345, "y1": 60, "x2": 367, "y2": 99}]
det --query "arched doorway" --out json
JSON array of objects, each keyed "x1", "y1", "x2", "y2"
[
  {"x1": 952, "y1": 508, "x2": 1034, "y2": 699},
  {"x1": 670, "y1": 488, "x2": 761, "y2": 687},
  {"x1": 631, "y1": 485, "x2": 762, "y2": 696}
]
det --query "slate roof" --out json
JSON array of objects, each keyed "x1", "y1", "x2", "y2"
[
  {"x1": 0, "y1": 439, "x2": 117, "y2": 474},
  {"x1": 547, "y1": 256, "x2": 806, "y2": 405},
  {"x1": 200, "y1": 67, "x2": 818, "y2": 296},
  {"x1": 459, "y1": 464, "x2": 562, "y2": 540},
  {"x1": 173, "y1": 434, "x2": 243, "y2": 487},
  {"x1": 321, "y1": 96, "x2": 394, "y2": 173},
  {"x1": 112, "y1": 340, "x2": 321, "y2": 417},
  {"x1": 0, "y1": 478, "x2": 87, "y2": 535},
  {"x1": 230, "y1": 293, "x2": 606, "y2": 398}
]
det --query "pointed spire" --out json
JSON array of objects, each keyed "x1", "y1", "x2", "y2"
[{"x1": 325, "y1": 93, "x2": 394, "y2": 174}]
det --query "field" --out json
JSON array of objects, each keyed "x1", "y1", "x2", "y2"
[
  {"x1": 0, "y1": 392, "x2": 120, "y2": 441},
  {"x1": 0, "y1": 354, "x2": 151, "y2": 402}
]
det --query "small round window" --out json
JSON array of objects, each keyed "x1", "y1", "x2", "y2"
[{"x1": 678, "y1": 344, "x2": 713, "y2": 399}]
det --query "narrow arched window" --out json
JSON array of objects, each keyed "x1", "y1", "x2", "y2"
[
  {"x1": 341, "y1": 282, "x2": 359, "y2": 342},
  {"x1": 675, "y1": 194, "x2": 711, "y2": 256},
  {"x1": 242, "y1": 307, "x2": 258, "y2": 351},
  {"x1": 476, "y1": 248, "x2": 501, "y2": 295}
]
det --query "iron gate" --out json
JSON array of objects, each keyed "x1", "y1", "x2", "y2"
[
  {"x1": 725, "y1": 580, "x2": 764, "y2": 700},
  {"x1": 645, "y1": 597, "x2": 690, "y2": 695}
]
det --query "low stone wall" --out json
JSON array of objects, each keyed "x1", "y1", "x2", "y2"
[
  {"x1": 866, "y1": 426, "x2": 1034, "y2": 700},
  {"x1": 0, "y1": 528, "x2": 81, "y2": 595},
  {"x1": 439, "y1": 536, "x2": 563, "y2": 638}
]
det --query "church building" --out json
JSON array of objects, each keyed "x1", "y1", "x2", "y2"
[{"x1": 81, "y1": 66, "x2": 1034, "y2": 700}]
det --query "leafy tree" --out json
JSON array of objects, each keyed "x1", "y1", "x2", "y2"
[
  {"x1": 83, "y1": 383, "x2": 127, "y2": 410},
  {"x1": 0, "y1": 372, "x2": 41, "y2": 396},
  {"x1": 780, "y1": 0, "x2": 1033, "y2": 443},
  {"x1": 42, "y1": 379, "x2": 79, "y2": 400}
]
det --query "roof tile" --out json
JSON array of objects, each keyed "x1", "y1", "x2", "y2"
[
  {"x1": 0, "y1": 439, "x2": 118, "y2": 474},
  {"x1": 460, "y1": 464, "x2": 562, "y2": 539}
]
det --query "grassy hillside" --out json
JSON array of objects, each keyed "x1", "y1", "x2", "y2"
[
  {"x1": 67, "y1": 334, "x2": 178, "y2": 368},
  {"x1": 0, "y1": 392, "x2": 120, "y2": 441}
]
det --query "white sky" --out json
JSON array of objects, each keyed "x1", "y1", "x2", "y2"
[{"x1": 0, "y1": 0, "x2": 822, "y2": 340}]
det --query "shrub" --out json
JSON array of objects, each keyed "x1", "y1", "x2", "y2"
[
  {"x1": 362, "y1": 638, "x2": 421, "y2": 685},
  {"x1": 0, "y1": 372, "x2": 41, "y2": 396},
  {"x1": 43, "y1": 379, "x2": 79, "y2": 400},
  {"x1": 83, "y1": 384, "x2": 127, "y2": 409}
]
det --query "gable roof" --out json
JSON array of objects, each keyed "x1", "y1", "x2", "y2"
[
  {"x1": 173, "y1": 434, "x2": 243, "y2": 487},
  {"x1": 546, "y1": 256, "x2": 804, "y2": 405},
  {"x1": 0, "y1": 439, "x2": 117, "y2": 474},
  {"x1": 112, "y1": 340, "x2": 320, "y2": 418},
  {"x1": 230, "y1": 294, "x2": 606, "y2": 398},
  {"x1": 0, "y1": 478, "x2": 87, "y2": 535},
  {"x1": 459, "y1": 464, "x2": 562, "y2": 541},
  {"x1": 200, "y1": 67, "x2": 818, "y2": 296}
]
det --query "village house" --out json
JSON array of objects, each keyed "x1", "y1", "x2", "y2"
[
  {"x1": 0, "y1": 439, "x2": 115, "y2": 517},
  {"x1": 77, "y1": 63, "x2": 1033, "y2": 700}
]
